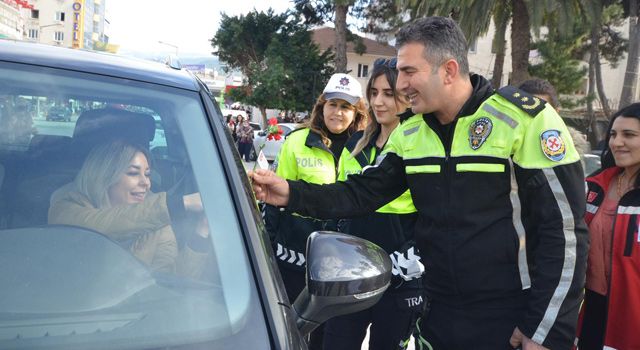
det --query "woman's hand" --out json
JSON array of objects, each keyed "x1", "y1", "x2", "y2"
[
  {"x1": 248, "y1": 169, "x2": 290, "y2": 206},
  {"x1": 183, "y1": 193, "x2": 203, "y2": 212}
]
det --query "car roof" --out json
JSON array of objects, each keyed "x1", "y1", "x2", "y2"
[{"x1": 0, "y1": 39, "x2": 199, "y2": 91}]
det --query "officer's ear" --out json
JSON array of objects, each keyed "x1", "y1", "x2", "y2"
[{"x1": 442, "y1": 59, "x2": 459, "y2": 84}]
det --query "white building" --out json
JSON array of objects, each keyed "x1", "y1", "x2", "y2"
[
  {"x1": 22, "y1": 0, "x2": 107, "y2": 50},
  {"x1": 0, "y1": 0, "x2": 24, "y2": 40},
  {"x1": 471, "y1": 19, "x2": 639, "y2": 110}
]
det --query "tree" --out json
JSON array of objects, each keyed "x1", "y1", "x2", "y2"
[
  {"x1": 211, "y1": 9, "x2": 334, "y2": 123},
  {"x1": 294, "y1": 0, "x2": 364, "y2": 73},
  {"x1": 620, "y1": 0, "x2": 639, "y2": 107},
  {"x1": 491, "y1": 0, "x2": 511, "y2": 87},
  {"x1": 529, "y1": 29, "x2": 587, "y2": 104},
  {"x1": 365, "y1": 0, "x2": 584, "y2": 86}
]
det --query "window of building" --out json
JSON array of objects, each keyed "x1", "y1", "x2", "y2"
[
  {"x1": 55, "y1": 12, "x2": 65, "y2": 22},
  {"x1": 54, "y1": 31, "x2": 64, "y2": 42},
  {"x1": 31, "y1": 10, "x2": 39, "y2": 19},
  {"x1": 27, "y1": 29, "x2": 38, "y2": 39},
  {"x1": 358, "y1": 64, "x2": 369, "y2": 78}
]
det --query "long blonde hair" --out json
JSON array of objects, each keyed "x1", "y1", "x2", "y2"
[
  {"x1": 74, "y1": 140, "x2": 150, "y2": 208},
  {"x1": 352, "y1": 62, "x2": 408, "y2": 156},
  {"x1": 304, "y1": 93, "x2": 369, "y2": 147}
]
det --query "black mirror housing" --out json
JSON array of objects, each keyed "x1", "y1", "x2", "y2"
[{"x1": 293, "y1": 231, "x2": 392, "y2": 336}]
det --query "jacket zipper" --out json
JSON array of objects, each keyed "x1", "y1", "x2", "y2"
[{"x1": 428, "y1": 117, "x2": 459, "y2": 294}]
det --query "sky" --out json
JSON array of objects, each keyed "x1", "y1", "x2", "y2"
[{"x1": 106, "y1": 0, "x2": 294, "y2": 56}]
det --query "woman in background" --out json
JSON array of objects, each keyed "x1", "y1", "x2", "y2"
[{"x1": 576, "y1": 103, "x2": 640, "y2": 349}]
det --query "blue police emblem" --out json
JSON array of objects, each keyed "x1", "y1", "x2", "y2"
[
  {"x1": 469, "y1": 117, "x2": 493, "y2": 150},
  {"x1": 540, "y1": 129, "x2": 566, "y2": 161}
]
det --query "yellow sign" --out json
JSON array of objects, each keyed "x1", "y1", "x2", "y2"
[{"x1": 72, "y1": 0, "x2": 84, "y2": 49}]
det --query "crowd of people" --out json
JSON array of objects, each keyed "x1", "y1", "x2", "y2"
[
  {"x1": 225, "y1": 114, "x2": 255, "y2": 162},
  {"x1": 248, "y1": 15, "x2": 640, "y2": 350}
]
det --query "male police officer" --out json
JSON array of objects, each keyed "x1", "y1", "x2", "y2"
[{"x1": 251, "y1": 17, "x2": 587, "y2": 350}]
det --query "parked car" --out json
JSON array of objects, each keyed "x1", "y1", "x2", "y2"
[
  {"x1": 0, "y1": 40, "x2": 391, "y2": 350},
  {"x1": 46, "y1": 106, "x2": 72, "y2": 122},
  {"x1": 583, "y1": 153, "x2": 601, "y2": 177},
  {"x1": 251, "y1": 123, "x2": 299, "y2": 161}
]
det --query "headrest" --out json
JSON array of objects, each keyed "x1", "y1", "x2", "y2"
[{"x1": 73, "y1": 108, "x2": 155, "y2": 149}]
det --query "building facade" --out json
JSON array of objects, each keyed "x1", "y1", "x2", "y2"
[
  {"x1": 312, "y1": 27, "x2": 396, "y2": 97},
  {"x1": 21, "y1": 0, "x2": 107, "y2": 50},
  {"x1": 471, "y1": 19, "x2": 639, "y2": 110},
  {"x1": 0, "y1": 0, "x2": 25, "y2": 39}
]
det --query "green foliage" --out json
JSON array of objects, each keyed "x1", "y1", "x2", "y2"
[
  {"x1": 529, "y1": 39, "x2": 587, "y2": 103},
  {"x1": 529, "y1": 13, "x2": 587, "y2": 105},
  {"x1": 211, "y1": 9, "x2": 334, "y2": 114}
]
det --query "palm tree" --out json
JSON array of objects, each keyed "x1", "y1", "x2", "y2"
[
  {"x1": 392, "y1": 0, "x2": 582, "y2": 86},
  {"x1": 620, "y1": 0, "x2": 639, "y2": 108},
  {"x1": 491, "y1": 0, "x2": 511, "y2": 87}
]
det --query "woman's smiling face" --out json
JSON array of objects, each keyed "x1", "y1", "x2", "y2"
[
  {"x1": 108, "y1": 151, "x2": 151, "y2": 205},
  {"x1": 323, "y1": 98, "x2": 356, "y2": 134}
]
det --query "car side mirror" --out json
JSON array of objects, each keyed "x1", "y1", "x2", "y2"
[
  {"x1": 293, "y1": 231, "x2": 392, "y2": 336},
  {"x1": 258, "y1": 131, "x2": 266, "y2": 137}
]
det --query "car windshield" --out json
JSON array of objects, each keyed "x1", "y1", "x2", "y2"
[{"x1": 0, "y1": 61, "x2": 269, "y2": 349}]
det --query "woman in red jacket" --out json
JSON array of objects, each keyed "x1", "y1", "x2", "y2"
[{"x1": 577, "y1": 102, "x2": 640, "y2": 349}]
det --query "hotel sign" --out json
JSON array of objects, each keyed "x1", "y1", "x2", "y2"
[{"x1": 71, "y1": 0, "x2": 84, "y2": 49}]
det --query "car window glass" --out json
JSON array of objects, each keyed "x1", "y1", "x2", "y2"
[{"x1": 0, "y1": 62, "x2": 269, "y2": 349}]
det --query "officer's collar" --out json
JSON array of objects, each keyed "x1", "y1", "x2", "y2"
[
  {"x1": 305, "y1": 129, "x2": 328, "y2": 151},
  {"x1": 458, "y1": 74, "x2": 494, "y2": 117}
]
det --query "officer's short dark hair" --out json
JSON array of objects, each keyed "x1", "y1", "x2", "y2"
[
  {"x1": 518, "y1": 78, "x2": 559, "y2": 109},
  {"x1": 395, "y1": 16, "x2": 470, "y2": 75}
]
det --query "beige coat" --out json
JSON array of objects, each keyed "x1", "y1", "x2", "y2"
[{"x1": 49, "y1": 191, "x2": 207, "y2": 278}]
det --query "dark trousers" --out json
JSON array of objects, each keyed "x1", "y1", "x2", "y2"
[
  {"x1": 323, "y1": 281, "x2": 423, "y2": 350},
  {"x1": 577, "y1": 289, "x2": 606, "y2": 350},
  {"x1": 420, "y1": 300, "x2": 524, "y2": 350},
  {"x1": 237, "y1": 142, "x2": 252, "y2": 161},
  {"x1": 279, "y1": 264, "x2": 324, "y2": 350}
]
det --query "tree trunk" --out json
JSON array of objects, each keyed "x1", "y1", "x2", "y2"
[
  {"x1": 510, "y1": 0, "x2": 530, "y2": 86},
  {"x1": 259, "y1": 106, "x2": 268, "y2": 127},
  {"x1": 592, "y1": 25, "x2": 612, "y2": 118},
  {"x1": 587, "y1": 55, "x2": 604, "y2": 145},
  {"x1": 491, "y1": 5, "x2": 509, "y2": 88},
  {"x1": 334, "y1": 4, "x2": 349, "y2": 73},
  {"x1": 620, "y1": 0, "x2": 640, "y2": 108}
]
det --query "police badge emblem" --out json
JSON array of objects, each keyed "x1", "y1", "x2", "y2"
[
  {"x1": 540, "y1": 129, "x2": 566, "y2": 161},
  {"x1": 469, "y1": 117, "x2": 493, "y2": 150}
]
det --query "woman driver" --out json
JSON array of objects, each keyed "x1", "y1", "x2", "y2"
[{"x1": 48, "y1": 140, "x2": 209, "y2": 278}]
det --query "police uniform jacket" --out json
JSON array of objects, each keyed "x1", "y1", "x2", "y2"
[
  {"x1": 338, "y1": 129, "x2": 421, "y2": 283},
  {"x1": 285, "y1": 75, "x2": 588, "y2": 349},
  {"x1": 265, "y1": 127, "x2": 339, "y2": 271},
  {"x1": 581, "y1": 166, "x2": 640, "y2": 350}
]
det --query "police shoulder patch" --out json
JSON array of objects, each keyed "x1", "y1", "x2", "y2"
[
  {"x1": 497, "y1": 86, "x2": 547, "y2": 117},
  {"x1": 540, "y1": 129, "x2": 566, "y2": 161}
]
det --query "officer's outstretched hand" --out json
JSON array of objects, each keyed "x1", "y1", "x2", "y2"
[{"x1": 248, "y1": 169, "x2": 290, "y2": 207}]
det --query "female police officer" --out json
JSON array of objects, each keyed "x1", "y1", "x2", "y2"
[
  {"x1": 264, "y1": 73, "x2": 368, "y2": 349},
  {"x1": 322, "y1": 59, "x2": 424, "y2": 350}
]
